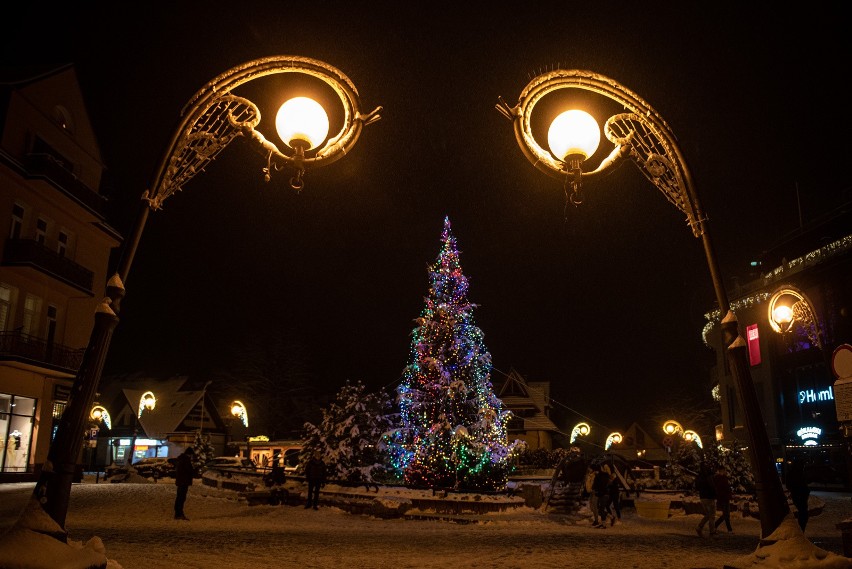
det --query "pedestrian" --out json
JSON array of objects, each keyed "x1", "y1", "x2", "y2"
[
  {"x1": 592, "y1": 464, "x2": 611, "y2": 528},
  {"x1": 607, "y1": 465, "x2": 623, "y2": 526},
  {"x1": 694, "y1": 463, "x2": 717, "y2": 537},
  {"x1": 304, "y1": 451, "x2": 327, "y2": 510},
  {"x1": 712, "y1": 465, "x2": 733, "y2": 533},
  {"x1": 585, "y1": 464, "x2": 600, "y2": 527},
  {"x1": 786, "y1": 457, "x2": 811, "y2": 531},
  {"x1": 173, "y1": 447, "x2": 195, "y2": 521}
]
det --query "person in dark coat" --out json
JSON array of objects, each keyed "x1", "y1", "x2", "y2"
[
  {"x1": 786, "y1": 457, "x2": 811, "y2": 531},
  {"x1": 173, "y1": 447, "x2": 195, "y2": 520},
  {"x1": 607, "y1": 466, "x2": 623, "y2": 526},
  {"x1": 712, "y1": 465, "x2": 734, "y2": 533},
  {"x1": 694, "y1": 464, "x2": 717, "y2": 537},
  {"x1": 591, "y1": 465, "x2": 611, "y2": 528},
  {"x1": 304, "y1": 451, "x2": 327, "y2": 510}
]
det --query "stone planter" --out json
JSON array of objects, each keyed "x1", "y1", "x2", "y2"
[{"x1": 635, "y1": 500, "x2": 671, "y2": 519}]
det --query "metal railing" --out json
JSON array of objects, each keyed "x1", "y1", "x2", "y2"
[
  {"x1": 0, "y1": 330, "x2": 84, "y2": 371},
  {"x1": 2, "y1": 238, "x2": 94, "y2": 294}
]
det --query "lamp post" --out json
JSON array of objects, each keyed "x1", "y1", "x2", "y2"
[
  {"x1": 88, "y1": 405, "x2": 111, "y2": 473},
  {"x1": 569, "y1": 421, "x2": 590, "y2": 444},
  {"x1": 497, "y1": 68, "x2": 789, "y2": 537},
  {"x1": 129, "y1": 391, "x2": 156, "y2": 464},
  {"x1": 32, "y1": 55, "x2": 381, "y2": 534}
]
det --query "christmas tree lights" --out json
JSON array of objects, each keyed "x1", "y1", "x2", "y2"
[{"x1": 386, "y1": 217, "x2": 521, "y2": 491}]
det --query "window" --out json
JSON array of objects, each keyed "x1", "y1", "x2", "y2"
[
  {"x1": 0, "y1": 284, "x2": 12, "y2": 332},
  {"x1": 22, "y1": 294, "x2": 42, "y2": 337},
  {"x1": 57, "y1": 230, "x2": 69, "y2": 258},
  {"x1": 1, "y1": 393, "x2": 37, "y2": 473},
  {"x1": 35, "y1": 218, "x2": 48, "y2": 245},
  {"x1": 10, "y1": 203, "x2": 24, "y2": 239}
]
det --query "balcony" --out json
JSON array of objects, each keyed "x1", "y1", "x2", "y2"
[
  {"x1": 22, "y1": 153, "x2": 107, "y2": 216},
  {"x1": 0, "y1": 330, "x2": 84, "y2": 373},
  {"x1": 2, "y1": 238, "x2": 94, "y2": 294}
]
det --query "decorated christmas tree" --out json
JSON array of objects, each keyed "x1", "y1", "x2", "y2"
[{"x1": 386, "y1": 217, "x2": 521, "y2": 491}]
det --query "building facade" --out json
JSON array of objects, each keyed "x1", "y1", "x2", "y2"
[
  {"x1": 706, "y1": 206, "x2": 852, "y2": 488},
  {"x1": 0, "y1": 66, "x2": 121, "y2": 481}
]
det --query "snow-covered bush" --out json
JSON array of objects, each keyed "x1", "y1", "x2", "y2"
[{"x1": 301, "y1": 380, "x2": 399, "y2": 484}]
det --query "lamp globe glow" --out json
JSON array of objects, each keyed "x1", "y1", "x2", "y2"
[
  {"x1": 772, "y1": 305, "x2": 793, "y2": 326},
  {"x1": 275, "y1": 96, "x2": 330, "y2": 150},
  {"x1": 547, "y1": 109, "x2": 600, "y2": 162}
]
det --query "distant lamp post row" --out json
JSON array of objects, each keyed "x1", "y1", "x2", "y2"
[
  {"x1": 497, "y1": 69, "x2": 789, "y2": 537},
  {"x1": 768, "y1": 288, "x2": 822, "y2": 349},
  {"x1": 33, "y1": 55, "x2": 382, "y2": 534}
]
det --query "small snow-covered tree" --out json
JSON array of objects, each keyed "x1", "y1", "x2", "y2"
[
  {"x1": 301, "y1": 380, "x2": 398, "y2": 483},
  {"x1": 191, "y1": 432, "x2": 215, "y2": 470},
  {"x1": 666, "y1": 440, "x2": 755, "y2": 495}
]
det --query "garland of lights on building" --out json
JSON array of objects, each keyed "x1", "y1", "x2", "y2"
[
  {"x1": 701, "y1": 234, "x2": 851, "y2": 346},
  {"x1": 385, "y1": 217, "x2": 520, "y2": 491}
]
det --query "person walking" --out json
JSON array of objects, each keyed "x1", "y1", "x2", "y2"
[
  {"x1": 304, "y1": 451, "x2": 327, "y2": 510},
  {"x1": 712, "y1": 465, "x2": 733, "y2": 533},
  {"x1": 694, "y1": 463, "x2": 717, "y2": 537},
  {"x1": 607, "y1": 465, "x2": 623, "y2": 526},
  {"x1": 786, "y1": 457, "x2": 811, "y2": 531},
  {"x1": 585, "y1": 464, "x2": 600, "y2": 527},
  {"x1": 173, "y1": 447, "x2": 195, "y2": 521},
  {"x1": 592, "y1": 464, "x2": 611, "y2": 528}
]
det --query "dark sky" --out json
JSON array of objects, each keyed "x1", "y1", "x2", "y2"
[{"x1": 8, "y1": 3, "x2": 849, "y2": 430}]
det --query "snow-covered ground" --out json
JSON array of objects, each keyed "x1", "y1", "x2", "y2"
[{"x1": 1, "y1": 477, "x2": 851, "y2": 569}]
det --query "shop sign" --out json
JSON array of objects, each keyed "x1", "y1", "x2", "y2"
[
  {"x1": 796, "y1": 426, "x2": 821, "y2": 446},
  {"x1": 832, "y1": 344, "x2": 852, "y2": 422}
]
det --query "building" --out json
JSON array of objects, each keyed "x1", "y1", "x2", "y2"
[
  {"x1": 495, "y1": 368, "x2": 561, "y2": 451},
  {"x1": 0, "y1": 65, "x2": 121, "y2": 482},
  {"x1": 92, "y1": 374, "x2": 228, "y2": 467},
  {"x1": 705, "y1": 203, "x2": 852, "y2": 487}
]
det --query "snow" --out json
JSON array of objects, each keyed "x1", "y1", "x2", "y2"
[{"x1": 1, "y1": 477, "x2": 851, "y2": 569}]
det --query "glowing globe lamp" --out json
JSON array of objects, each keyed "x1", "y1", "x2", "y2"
[
  {"x1": 547, "y1": 109, "x2": 600, "y2": 162},
  {"x1": 275, "y1": 96, "x2": 330, "y2": 150}
]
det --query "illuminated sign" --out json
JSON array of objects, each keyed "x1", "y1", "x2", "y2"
[
  {"x1": 799, "y1": 386, "x2": 834, "y2": 404},
  {"x1": 746, "y1": 324, "x2": 761, "y2": 366},
  {"x1": 248, "y1": 435, "x2": 270, "y2": 442},
  {"x1": 796, "y1": 426, "x2": 821, "y2": 446}
]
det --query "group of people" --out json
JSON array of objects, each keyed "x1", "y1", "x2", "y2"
[
  {"x1": 694, "y1": 464, "x2": 734, "y2": 537},
  {"x1": 171, "y1": 447, "x2": 328, "y2": 520},
  {"x1": 585, "y1": 462, "x2": 624, "y2": 528}
]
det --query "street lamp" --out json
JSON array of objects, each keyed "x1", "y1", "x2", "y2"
[
  {"x1": 569, "y1": 421, "x2": 590, "y2": 444},
  {"x1": 31, "y1": 55, "x2": 381, "y2": 534},
  {"x1": 129, "y1": 391, "x2": 156, "y2": 464},
  {"x1": 497, "y1": 68, "x2": 789, "y2": 537},
  {"x1": 768, "y1": 288, "x2": 822, "y2": 349},
  {"x1": 604, "y1": 432, "x2": 623, "y2": 451},
  {"x1": 683, "y1": 430, "x2": 703, "y2": 449},
  {"x1": 662, "y1": 420, "x2": 683, "y2": 437},
  {"x1": 89, "y1": 405, "x2": 111, "y2": 430},
  {"x1": 231, "y1": 400, "x2": 249, "y2": 427}
]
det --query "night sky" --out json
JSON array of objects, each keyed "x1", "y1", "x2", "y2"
[{"x1": 7, "y1": 3, "x2": 848, "y2": 430}]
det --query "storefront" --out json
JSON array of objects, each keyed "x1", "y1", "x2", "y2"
[{"x1": 0, "y1": 393, "x2": 36, "y2": 473}]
